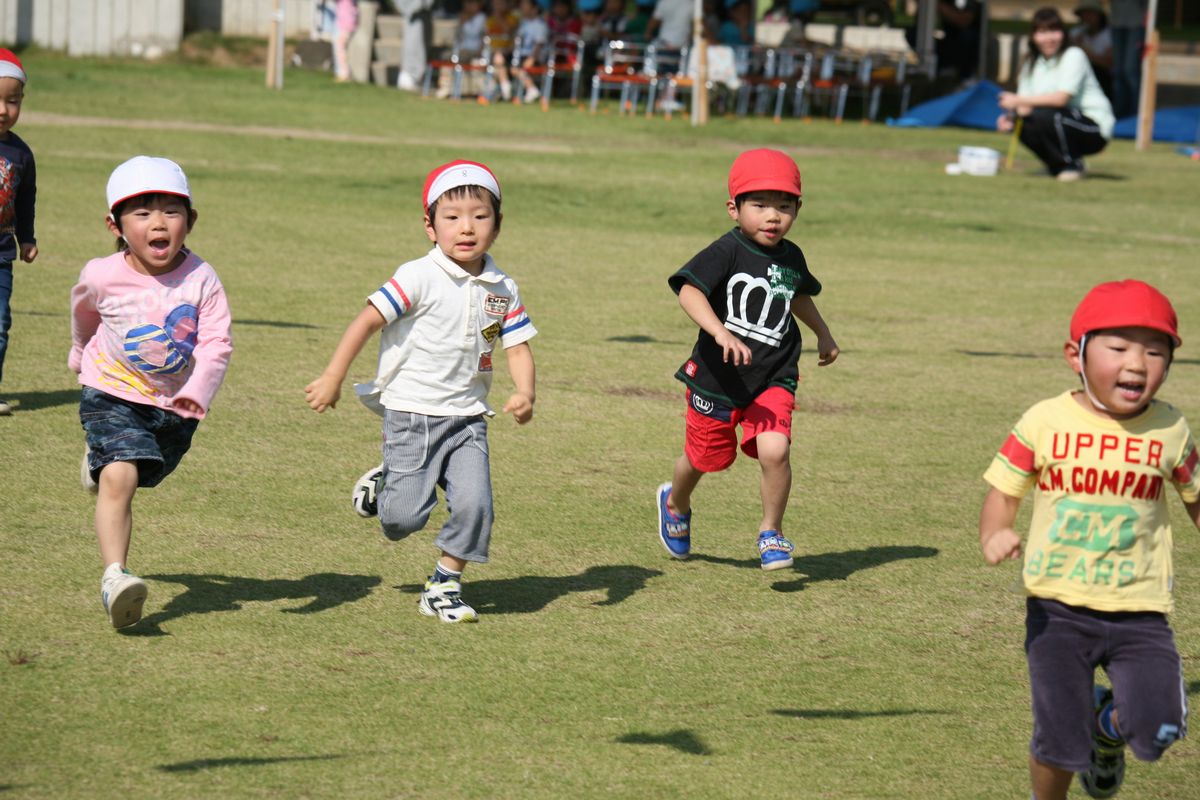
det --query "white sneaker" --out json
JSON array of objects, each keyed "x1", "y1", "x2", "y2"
[
  {"x1": 351, "y1": 464, "x2": 384, "y2": 518},
  {"x1": 499, "y1": 82, "x2": 513, "y2": 101},
  {"x1": 523, "y1": 86, "x2": 541, "y2": 104},
  {"x1": 0, "y1": 399, "x2": 11, "y2": 416},
  {"x1": 81, "y1": 449, "x2": 98, "y2": 493},
  {"x1": 418, "y1": 579, "x2": 479, "y2": 623},
  {"x1": 397, "y1": 71, "x2": 419, "y2": 92},
  {"x1": 101, "y1": 565, "x2": 148, "y2": 629},
  {"x1": 1056, "y1": 169, "x2": 1084, "y2": 182}
]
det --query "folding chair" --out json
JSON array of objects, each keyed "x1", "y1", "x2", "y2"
[
  {"x1": 422, "y1": 39, "x2": 494, "y2": 101},
  {"x1": 519, "y1": 35, "x2": 586, "y2": 108},
  {"x1": 589, "y1": 40, "x2": 656, "y2": 116}
]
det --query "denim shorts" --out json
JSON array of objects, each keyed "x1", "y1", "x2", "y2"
[{"x1": 80, "y1": 386, "x2": 199, "y2": 488}]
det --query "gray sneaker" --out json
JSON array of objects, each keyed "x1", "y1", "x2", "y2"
[{"x1": 101, "y1": 567, "x2": 148, "y2": 629}]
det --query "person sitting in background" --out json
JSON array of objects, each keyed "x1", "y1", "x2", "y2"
[
  {"x1": 997, "y1": 6, "x2": 1114, "y2": 182},
  {"x1": 497, "y1": 0, "x2": 550, "y2": 104},
  {"x1": 718, "y1": 0, "x2": 755, "y2": 47},
  {"x1": 548, "y1": 0, "x2": 583, "y2": 41},
  {"x1": 435, "y1": 0, "x2": 488, "y2": 98},
  {"x1": 624, "y1": 0, "x2": 656, "y2": 42},
  {"x1": 1071, "y1": 0, "x2": 1114, "y2": 104},
  {"x1": 485, "y1": 0, "x2": 521, "y2": 100}
]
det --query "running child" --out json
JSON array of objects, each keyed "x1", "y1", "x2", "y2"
[
  {"x1": 657, "y1": 148, "x2": 839, "y2": 571},
  {"x1": 0, "y1": 49, "x2": 39, "y2": 416},
  {"x1": 71, "y1": 156, "x2": 233, "y2": 629},
  {"x1": 980, "y1": 279, "x2": 1200, "y2": 800},
  {"x1": 305, "y1": 159, "x2": 537, "y2": 624}
]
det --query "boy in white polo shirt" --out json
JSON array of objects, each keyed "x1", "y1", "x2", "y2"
[{"x1": 306, "y1": 159, "x2": 537, "y2": 623}]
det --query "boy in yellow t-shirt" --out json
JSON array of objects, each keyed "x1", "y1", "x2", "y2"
[{"x1": 980, "y1": 280, "x2": 1200, "y2": 800}]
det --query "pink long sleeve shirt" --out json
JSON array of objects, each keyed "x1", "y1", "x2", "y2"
[{"x1": 69, "y1": 249, "x2": 233, "y2": 420}]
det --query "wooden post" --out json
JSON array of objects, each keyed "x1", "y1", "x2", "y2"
[
  {"x1": 266, "y1": 0, "x2": 285, "y2": 90},
  {"x1": 1135, "y1": 1, "x2": 1159, "y2": 151},
  {"x1": 690, "y1": 0, "x2": 708, "y2": 126}
]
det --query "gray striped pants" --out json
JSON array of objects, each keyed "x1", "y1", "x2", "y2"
[{"x1": 379, "y1": 411, "x2": 494, "y2": 563}]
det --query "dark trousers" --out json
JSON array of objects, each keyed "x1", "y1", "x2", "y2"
[{"x1": 1019, "y1": 106, "x2": 1108, "y2": 175}]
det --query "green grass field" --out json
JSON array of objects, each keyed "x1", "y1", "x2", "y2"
[{"x1": 2, "y1": 52, "x2": 1199, "y2": 799}]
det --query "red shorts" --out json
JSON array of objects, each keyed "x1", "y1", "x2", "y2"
[{"x1": 684, "y1": 386, "x2": 795, "y2": 473}]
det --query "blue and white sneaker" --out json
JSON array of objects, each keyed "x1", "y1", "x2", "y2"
[
  {"x1": 418, "y1": 579, "x2": 479, "y2": 623},
  {"x1": 758, "y1": 530, "x2": 794, "y2": 571},
  {"x1": 1079, "y1": 684, "x2": 1126, "y2": 798},
  {"x1": 101, "y1": 565, "x2": 148, "y2": 629},
  {"x1": 351, "y1": 464, "x2": 384, "y2": 518},
  {"x1": 656, "y1": 481, "x2": 691, "y2": 559}
]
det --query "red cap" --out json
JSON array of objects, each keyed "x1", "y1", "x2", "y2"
[
  {"x1": 422, "y1": 159, "x2": 500, "y2": 212},
  {"x1": 728, "y1": 148, "x2": 802, "y2": 200},
  {"x1": 1070, "y1": 280, "x2": 1181, "y2": 347},
  {"x1": 0, "y1": 49, "x2": 26, "y2": 83}
]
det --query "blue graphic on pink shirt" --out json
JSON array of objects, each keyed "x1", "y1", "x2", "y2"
[{"x1": 123, "y1": 303, "x2": 198, "y2": 375}]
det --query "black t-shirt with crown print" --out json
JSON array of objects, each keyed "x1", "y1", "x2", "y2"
[{"x1": 668, "y1": 227, "x2": 821, "y2": 409}]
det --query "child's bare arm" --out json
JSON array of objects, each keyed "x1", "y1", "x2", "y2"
[
  {"x1": 501, "y1": 342, "x2": 536, "y2": 424},
  {"x1": 305, "y1": 305, "x2": 386, "y2": 412},
  {"x1": 979, "y1": 487, "x2": 1023, "y2": 565},
  {"x1": 790, "y1": 294, "x2": 839, "y2": 366},
  {"x1": 678, "y1": 283, "x2": 751, "y2": 366}
]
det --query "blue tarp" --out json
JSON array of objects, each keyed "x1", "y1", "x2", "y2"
[
  {"x1": 1113, "y1": 106, "x2": 1200, "y2": 143},
  {"x1": 888, "y1": 80, "x2": 1200, "y2": 144},
  {"x1": 887, "y1": 80, "x2": 1004, "y2": 130}
]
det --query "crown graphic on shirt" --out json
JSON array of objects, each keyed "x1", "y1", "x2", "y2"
[{"x1": 724, "y1": 273, "x2": 791, "y2": 348}]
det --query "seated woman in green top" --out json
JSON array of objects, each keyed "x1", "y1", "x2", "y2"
[{"x1": 997, "y1": 7, "x2": 1115, "y2": 182}]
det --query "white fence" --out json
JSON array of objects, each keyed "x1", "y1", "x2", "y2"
[
  {"x1": 186, "y1": 0, "x2": 313, "y2": 38},
  {"x1": 0, "y1": 0, "x2": 183, "y2": 55}
]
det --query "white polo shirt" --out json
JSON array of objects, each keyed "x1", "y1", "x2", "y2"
[{"x1": 356, "y1": 245, "x2": 536, "y2": 417}]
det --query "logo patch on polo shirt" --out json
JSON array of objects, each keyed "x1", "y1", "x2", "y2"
[
  {"x1": 684, "y1": 360, "x2": 698, "y2": 378},
  {"x1": 481, "y1": 322, "x2": 501, "y2": 344},
  {"x1": 484, "y1": 294, "x2": 510, "y2": 316},
  {"x1": 478, "y1": 351, "x2": 493, "y2": 372}
]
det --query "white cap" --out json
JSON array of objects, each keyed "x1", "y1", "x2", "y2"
[
  {"x1": 106, "y1": 156, "x2": 191, "y2": 213},
  {"x1": 422, "y1": 160, "x2": 500, "y2": 211}
]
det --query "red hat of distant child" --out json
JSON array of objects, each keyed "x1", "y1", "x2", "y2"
[
  {"x1": 1070, "y1": 279, "x2": 1181, "y2": 347},
  {"x1": 423, "y1": 160, "x2": 501, "y2": 212},
  {"x1": 728, "y1": 148, "x2": 802, "y2": 200},
  {"x1": 0, "y1": 49, "x2": 26, "y2": 83}
]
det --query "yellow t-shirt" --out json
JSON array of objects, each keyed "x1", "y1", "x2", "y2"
[{"x1": 984, "y1": 391, "x2": 1200, "y2": 613}]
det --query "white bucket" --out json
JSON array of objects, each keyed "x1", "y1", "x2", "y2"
[{"x1": 958, "y1": 146, "x2": 1001, "y2": 177}]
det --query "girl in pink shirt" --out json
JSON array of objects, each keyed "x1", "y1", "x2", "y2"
[{"x1": 70, "y1": 156, "x2": 233, "y2": 630}]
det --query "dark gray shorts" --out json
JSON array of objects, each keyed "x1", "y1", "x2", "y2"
[
  {"x1": 1025, "y1": 597, "x2": 1188, "y2": 771},
  {"x1": 80, "y1": 386, "x2": 199, "y2": 488}
]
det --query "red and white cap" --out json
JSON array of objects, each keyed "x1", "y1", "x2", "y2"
[
  {"x1": 0, "y1": 49, "x2": 26, "y2": 83},
  {"x1": 1070, "y1": 279, "x2": 1181, "y2": 347},
  {"x1": 105, "y1": 156, "x2": 191, "y2": 214},
  {"x1": 422, "y1": 159, "x2": 500, "y2": 212},
  {"x1": 728, "y1": 148, "x2": 802, "y2": 200}
]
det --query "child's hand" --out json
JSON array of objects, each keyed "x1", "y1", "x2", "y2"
[
  {"x1": 19, "y1": 243, "x2": 37, "y2": 263},
  {"x1": 816, "y1": 334, "x2": 840, "y2": 366},
  {"x1": 981, "y1": 527, "x2": 1022, "y2": 565},
  {"x1": 714, "y1": 330, "x2": 752, "y2": 366},
  {"x1": 503, "y1": 392, "x2": 534, "y2": 424},
  {"x1": 172, "y1": 397, "x2": 204, "y2": 416},
  {"x1": 304, "y1": 375, "x2": 342, "y2": 412}
]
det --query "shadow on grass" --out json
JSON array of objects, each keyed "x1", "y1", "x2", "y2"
[
  {"x1": 5, "y1": 389, "x2": 78, "y2": 412},
  {"x1": 616, "y1": 729, "x2": 712, "y2": 755},
  {"x1": 957, "y1": 349, "x2": 1200, "y2": 366},
  {"x1": 397, "y1": 564, "x2": 663, "y2": 613},
  {"x1": 773, "y1": 708, "x2": 949, "y2": 720},
  {"x1": 236, "y1": 318, "x2": 320, "y2": 330},
  {"x1": 606, "y1": 335, "x2": 685, "y2": 345},
  {"x1": 1188, "y1": 680, "x2": 1200, "y2": 697},
  {"x1": 691, "y1": 545, "x2": 939, "y2": 593},
  {"x1": 156, "y1": 754, "x2": 345, "y2": 773},
  {"x1": 121, "y1": 572, "x2": 381, "y2": 636}
]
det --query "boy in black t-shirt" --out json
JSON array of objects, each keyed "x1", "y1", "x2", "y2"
[{"x1": 657, "y1": 149, "x2": 839, "y2": 571}]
